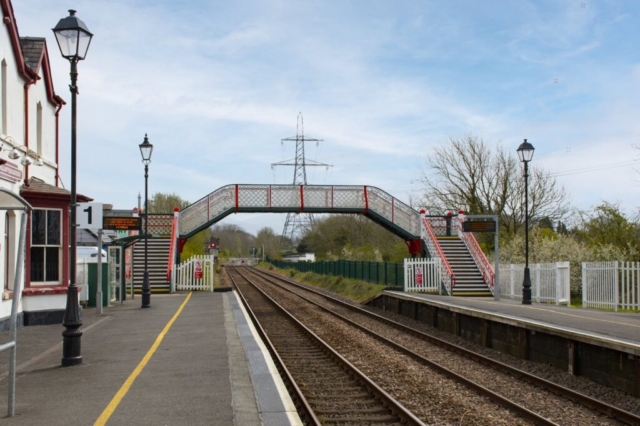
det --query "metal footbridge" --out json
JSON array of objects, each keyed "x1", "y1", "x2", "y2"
[
  {"x1": 178, "y1": 184, "x2": 421, "y2": 241},
  {"x1": 135, "y1": 184, "x2": 495, "y2": 297}
]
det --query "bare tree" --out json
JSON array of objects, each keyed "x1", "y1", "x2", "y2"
[{"x1": 419, "y1": 135, "x2": 569, "y2": 236}]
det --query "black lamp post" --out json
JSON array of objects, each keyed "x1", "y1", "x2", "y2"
[
  {"x1": 139, "y1": 134, "x2": 153, "y2": 308},
  {"x1": 517, "y1": 138, "x2": 535, "y2": 305},
  {"x1": 53, "y1": 9, "x2": 93, "y2": 367}
]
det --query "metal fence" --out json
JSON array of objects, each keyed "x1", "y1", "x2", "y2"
[
  {"x1": 499, "y1": 262, "x2": 570, "y2": 305},
  {"x1": 268, "y1": 259, "x2": 405, "y2": 288},
  {"x1": 404, "y1": 258, "x2": 443, "y2": 294},
  {"x1": 582, "y1": 261, "x2": 640, "y2": 311}
]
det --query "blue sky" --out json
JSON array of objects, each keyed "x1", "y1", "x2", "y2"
[{"x1": 14, "y1": 0, "x2": 640, "y2": 235}]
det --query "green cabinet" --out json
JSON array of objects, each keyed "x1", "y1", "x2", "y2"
[{"x1": 86, "y1": 262, "x2": 110, "y2": 308}]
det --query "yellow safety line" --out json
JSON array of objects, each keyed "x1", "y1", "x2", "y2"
[{"x1": 94, "y1": 291, "x2": 193, "y2": 426}]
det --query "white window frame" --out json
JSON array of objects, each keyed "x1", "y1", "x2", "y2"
[{"x1": 30, "y1": 208, "x2": 62, "y2": 285}]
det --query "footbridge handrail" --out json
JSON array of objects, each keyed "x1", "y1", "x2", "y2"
[
  {"x1": 421, "y1": 215, "x2": 455, "y2": 295},
  {"x1": 166, "y1": 209, "x2": 179, "y2": 281},
  {"x1": 178, "y1": 184, "x2": 421, "y2": 240}
]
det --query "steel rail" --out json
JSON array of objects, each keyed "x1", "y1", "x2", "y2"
[
  {"x1": 225, "y1": 268, "x2": 320, "y2": 426},
  {"x1": 244, "y1": 267, "x2": 558, "y2": 426},
  {"x1": 228, "y1": 267, "x2": 425, "y2": 426},
  {"x1": 251, "y1": 267, "x2": 640, "y2": 426}
]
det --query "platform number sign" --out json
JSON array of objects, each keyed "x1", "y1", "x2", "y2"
[
  {"x1": 76, "y1": 203, "x2": 103, "y2": 229},
  {"x1": 415, "y1": 266, "x2": 424, "y2": 286}
]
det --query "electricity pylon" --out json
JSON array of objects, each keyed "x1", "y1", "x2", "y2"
[{"x1": 272, "y1": 112, "x2": 331, "y2": 248}]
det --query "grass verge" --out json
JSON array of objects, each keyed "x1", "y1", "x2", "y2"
[{"x1": 257, "y1": 262, "x2": 386, "y2": 303}]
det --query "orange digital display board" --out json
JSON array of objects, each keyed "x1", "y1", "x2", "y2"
[
  {"x1": 103, "y1": 216, "x2": 142, "y2": 231},
  {"x1": 462, "y1": 221, "x2": 496, "y2": 233}
]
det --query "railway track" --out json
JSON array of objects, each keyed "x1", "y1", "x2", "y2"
[
  {"x1": 226, "y1": 267, "x2": 425, "y2": 426},
  {"x1": 232, "y1": 266, "x2": 640, "y2": 426}
]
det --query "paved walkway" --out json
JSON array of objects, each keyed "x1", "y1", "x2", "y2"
[{"x1": 0, "y1": 291, "x2": 301, "y2": 425}]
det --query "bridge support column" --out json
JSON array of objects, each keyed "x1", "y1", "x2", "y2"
[
  {"x1": 177, "y1": 237, "x2": 188, "y2": 254},
  {"x1": 405, "y1": 238, "x2": 423, "y2": 258}
]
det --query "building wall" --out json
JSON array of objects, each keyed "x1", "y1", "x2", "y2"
[{"x1": 0, "y1": 1, "x2": 64, "y2": 326}]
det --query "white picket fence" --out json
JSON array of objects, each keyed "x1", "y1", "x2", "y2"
[
  {"x1": 582, "y1": 261, "x2": 640, "y2": 311},
  {"x1": 499, "y1": 262, "x2": 570, "y2": 305},
  {"x1": 172, "y1": 255, "x2": 215, "y2": 292},
  {"x1": 404, "y1": 258, "x2": 444, "y2": 294}
]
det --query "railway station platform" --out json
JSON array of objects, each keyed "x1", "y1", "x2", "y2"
[
  {"x1": 0, "y1": 291, "x2": 301, "y2": 425},
  {"x1": 370, "y1": 291, "x2": 640, "y2": 396}
]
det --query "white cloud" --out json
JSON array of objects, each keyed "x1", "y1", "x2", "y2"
[{"x1": 11, "y1": 0, "x2": 640, "y2": 235}]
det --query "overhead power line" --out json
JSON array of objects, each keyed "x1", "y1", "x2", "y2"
[{"x1": 550, "y1": 159, "x2": 640, "y2": 177}]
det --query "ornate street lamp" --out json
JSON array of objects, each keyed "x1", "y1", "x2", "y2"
[
  {"x1": 53, "y1": 9, "x2": 93, "y2": 367},
  {"x1": 517, "y1": 138, "x2": 535, "y2": 305},
  {"x1": 139, "y1": 134, "x2": 153, "y2": 308}
]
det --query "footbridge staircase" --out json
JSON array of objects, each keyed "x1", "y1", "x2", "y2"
[{"x1": 124, "y1": 184, "x2": 495, "y2": 297}]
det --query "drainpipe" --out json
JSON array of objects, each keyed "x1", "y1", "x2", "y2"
[
  {"x1": 54, "y1": 99, "x2": 64, "y2": 186},
  {"x1": 23, "y1": 76, "x2": 37, "y2": 186}
]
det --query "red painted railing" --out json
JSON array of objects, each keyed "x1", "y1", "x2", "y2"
[
  {"x1": 166, "y1": 209, "x2": 179, "y2": 281},
  {"x1": 422, "y1": 217, "x2": 456, "y2": 294}
]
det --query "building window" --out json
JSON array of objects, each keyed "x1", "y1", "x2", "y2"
[
  {"x1": 1, "y1": 59, "x2": 6, "y2": 134},
  {"x1": 30, "y1": 209, "x2": 61, "y2": 283},
  {"x1": 36, "y1": 101, "x2": 43, "y2": 157}
]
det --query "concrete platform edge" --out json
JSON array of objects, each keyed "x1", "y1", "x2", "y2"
[
  {"x1": 384, "y1": 290, "x2": 640, "y2": 356},
  {"x1": 228, "y1": 291, "x2": 302, "y2": 426}
]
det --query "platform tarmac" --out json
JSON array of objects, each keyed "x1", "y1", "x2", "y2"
[{"x1": 0, "y1": 291, "x2": 301, "y2": 425}]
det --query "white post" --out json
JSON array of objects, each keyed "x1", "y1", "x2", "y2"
[
  {"x1": 510, "y1": 264, "x2": 515, "y2": 299},
  {"x1": 555, "y1": 262, "x2": 561, "y2": 305},
  {"x1": 636, "y1": 262, "x2": 640, "y2": 310},
  {"x1": 581, "y1": 263, "x2": 586, "y2": 309},
  {"x1": 210, "y1": 254, "x2": 214, "y2": 292},
  {"x1": 614, "y1": 260, "x2": 619, "y2": 312},
  {"x1": 403, "y1": 259, "x2": 408, "y2": 292},
  {"x1": 494, "y1": 217, "x2": 500, "y2": 301},
  {"x1": 97, "y1": 228, "x2": 103, "y2": 314},
  {"x1": 7, "y1": 211, "x2": 28, "y2": 417},
  {"x1": 534, "y1": 263, "x2": 540, "y2": 303}
]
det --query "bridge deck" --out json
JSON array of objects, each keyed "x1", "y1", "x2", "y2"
[{"x1": 178, "y1": 184, "x2": 421, "y2": 240}]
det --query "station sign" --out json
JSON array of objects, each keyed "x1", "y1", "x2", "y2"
[
  {"x1": 103, "y1": 216, "x2": 142, "y2": 231},
  {"x1": 462, "y1": 220, "x2": 496, "y2": 233},
  {"x1": 76, "y1": 203, "x2": 103, "y2": 229},
  {"x1": 194, "y1": 260, "x2": 203, "y2": 279},
  {"x1": 415, "y1": 266, "x2": 424, "y2": 286}
]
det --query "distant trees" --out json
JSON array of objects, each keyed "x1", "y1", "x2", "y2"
[
  {"x1": 210, "y1": 224, "x2": 255, "y2": 257},
  {"x1": 496, "y1": 202, "x2": 640, "y2": 296},
  {"x1": 573, "y1": 202, "x2": 640, "y2": 259},
  {"x1": 148, "y1": 192, "x2": 190, "y2": 214},
  {"x1": 255, "y1": 227, "x2": 282, "y2": 260},
  {"x1": 298, "y1": 215, "x2": 407, "y2": 262},
  {"x1": 419, "y1": 135, "x2": 569, "y2": 236}
]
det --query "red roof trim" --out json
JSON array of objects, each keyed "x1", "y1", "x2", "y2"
[{"x1": 1, "y1": 0, "x2": 64, "y2": 107}]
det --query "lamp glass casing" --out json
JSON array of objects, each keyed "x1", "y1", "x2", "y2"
[
  {"x1": 517, "y1": 139, "x2": 535, "y2": 163},
  {"x1": 139, "y1": 135, "x2": 153, "y2": 165},
  {"x1": 52, "y1": 10, "x2": 93, "y2": 60}
]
